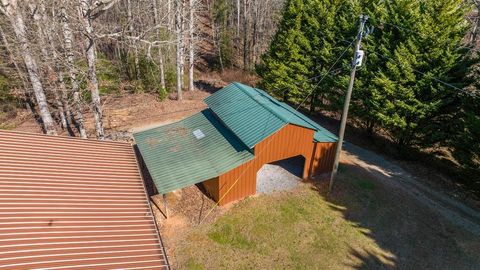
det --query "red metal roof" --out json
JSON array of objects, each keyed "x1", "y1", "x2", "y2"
[{"x1": 0, "y1": 130, "x2": 168, "y2": 270}]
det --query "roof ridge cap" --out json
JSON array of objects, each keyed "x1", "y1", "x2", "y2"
[
  {"x1": 278, "y1": 101, "x2": 320, "y2": 131},
  {"x1": 232, "y1": 82, "x2": 290, "y2": 124}
]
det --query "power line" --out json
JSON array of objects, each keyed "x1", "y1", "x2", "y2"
[
  {"x1": 341, "y1": 19, "x2": 478, "y2": 97},
  {"x1": 248, "y1": 39, "x2": 355, "y2": 104},
  {"x1": 376, "y1": 20, "x2": 480, "y2": 54},
  {"x1": 295, "y1": 38, "x2": 356, "y2": 110},
  {"x1": 371, "y1": 51, "x2": 480, "y2": 97},
  {"x1": 198, "y1": 112, "x2": 288, "y2": 224},
  {"x1": 372, "y1": 51, "x2": 464, "y2": 91},
  {"x1": 329, "y1": 15, "x2": 369, "y2": 193},
  {"x1": 199, "y1": 39, "x2": 358, "y2": 222}
]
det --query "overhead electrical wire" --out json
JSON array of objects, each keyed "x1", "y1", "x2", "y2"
[
  {"x1": 369, "y1": 50, "x2": 478, "y2": 97},
  {"x1": 363, "y1": 19, "x2": 478, "y2": 96},
  {"x1": 295, "y1": 38, "x2": 356, "y2": 110},
  {"x1": 375, "y1": 20, "x2": 480, "y2": 54},
  {"x1": 155, "y1": 18, "x2": 478, "y2": 223}
]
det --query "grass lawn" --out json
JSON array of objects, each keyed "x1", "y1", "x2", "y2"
[{"x1": 170, "y1": 165, "x2": 480, "y2": 269}]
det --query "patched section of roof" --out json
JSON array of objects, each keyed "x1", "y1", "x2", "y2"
[
  {"x1": 133, "y1": 109, "x2": 254, "y2": 194},
  {"x1": 0, "y1": 130, "x2": 168, "y2": 270},
  {"x1": 204, "y1": 82, "x2": 337, "y2": 148}
]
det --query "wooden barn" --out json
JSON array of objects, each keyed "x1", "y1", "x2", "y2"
[{"x1": 134, "y1": 82, "x2": 337, "y2": 206}]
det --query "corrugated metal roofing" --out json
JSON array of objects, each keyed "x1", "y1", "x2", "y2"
[
  {"x1": 0, "y1": 129, "x2": 168, "y2": 270},
  {"x1": 133, "y1": 109, "x2": 254, "y2": 195},
  {"x1": 204, "y1": 82, "x2": 338, "y2": 148}
]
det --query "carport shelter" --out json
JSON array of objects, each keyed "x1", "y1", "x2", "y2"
[{"x1": 134, "y1": 82, "x2": 338, "y2": 206}]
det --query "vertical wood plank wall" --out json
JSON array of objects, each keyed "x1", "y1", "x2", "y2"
[
  {"x1": 202, "y1": 176, "x2": 220, "y2": 201},
  {"x1": 202, "y1": 124, "x2": 337, "y2": 206},
  {"x1": 310, "y1": 142, "x2": 336, "y2": 175}
]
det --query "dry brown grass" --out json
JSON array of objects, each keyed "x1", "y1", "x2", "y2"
[{"x1": 219, "y1": 69, "x2": 260, "y2": 86}]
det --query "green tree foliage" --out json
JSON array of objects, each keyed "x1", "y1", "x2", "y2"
[
  {"x1": 353, "y1": 0, "x2": 471, "y2": 146},
  {"x1": 257, "y1": 0, "x2": 313, "y2": 102},
  {"x1": 0, "y1": 71, "x2": 21, "y2": 129},
  {"x1": 427, "y1": 55, "x2": 480, "y2": 179},
  {"x1": 115, "y1": 51, "x2": 169, "y2": 100},
  {"x1": 213, "y1": 0, "x2": 235, "y2": 68},
  {"x1": 258, "y1": 0, "x2": 479, "y2": 182},
  {"x1": 0, "y1": 74, "x2": 13, "y2": 106},
  {"x1": 447, "y1": 93, "x2": 480, "y2": 176}
]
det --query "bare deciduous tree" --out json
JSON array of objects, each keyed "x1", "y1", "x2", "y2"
[
  {"x1": 175, "y1": 0, "x2": 183, "y2": 100},
  {"x1": 188, "y1": 0, "x2": 196, "y2": 91},
  {"x1": 0, "y1": 0, "x2": 57, "y2": 135},
  {"x1": 29, "y1": 2, "x2": 69, "y2": 131},
  {"x1": 79, "y1": 0, "x2": 109, "y2": 139},
  {"x1": 152, "y1": 0, "x2": 166, "y2": 90},
  {"x1": 0, "y1": 0, "x2": 283, "y2": 139},
  {"x1": 60, "y1": 5, "x2": 87, "y2": 138}
]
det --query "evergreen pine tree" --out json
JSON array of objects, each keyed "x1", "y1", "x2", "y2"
[
  {"x1": 257, "y1": 0, "x2": 312, "y2": 102},
  {"x1": 353, "y1": 0, "x2": 470, "y2": 145},
  {"x1": 302, "y1": 0, "x2": 359, "y2": 113},
  {"x1": 259, "y1": 0, "x2": 475, "y2": 149},
  {"x1": 259, "y1": 0, "x2": 478, "y2": 186}
]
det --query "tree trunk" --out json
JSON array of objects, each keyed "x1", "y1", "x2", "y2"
[
  {"x1": 152, "y1": 0, "x2": 166, "y2": 90},
  {"x1": 210, "y1": 8, "x2": 223, "y2": 71},
  {"x1": 243, "y1": 0, "x2": 249, "y2": 70},
  {"x1": 80, "y1": 1, "x2": 105, "y2": 139},
  {"x1": 126, "y1": 0, "x2": 140, "y2": 80},
  {"x1": 61, "y1": 6, "x2": 87, "y2": 138},
  {"x1": 236, "y1": 0, "x2": 240, "y2": 37},
  {"x1": 470, "y1": 2, "x2": 480, "y2": 46},
  {"x1": 175, "y1": 0, "x2": 183, "y2": 100},
  {"x1": 216, "y1": 26, "x2": 224, "y2": 71},
  {"x1": 309, "y1": 92, "x2": 316, "y2": 114},
  {"x1": 30, "y1": 3, "x2": 69, "y2": 131},
  {"x1": 8, "y1": 5, "x2": 57, "y2": 135},
  {"x1": 366, "y1": 120, "x2": 375, "y2": 136},
  {"x1": 179, "y1": 0, "x2": 185, "y2": 86},
  {"x1": 168, "y1": 0, "x2": 172, "y2": 31},
  {"x1": 188, "y1": 0, "x2": 195, "y2": 91},
  {"x1": 158, "y1": 48, "x2": 166, "y2": 90},
  {"x1": 252, "y1": 12, "x2": 257, "y2": 66}
]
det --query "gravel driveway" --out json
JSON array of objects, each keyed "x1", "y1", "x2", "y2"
[
  {"x1": 343, "y1": 142, "x2": 480, "y2": 237},
  {"x1": 256, "y1": 156, "x2": 305, "y2": 194}
]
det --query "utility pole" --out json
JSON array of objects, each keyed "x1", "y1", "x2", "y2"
[{"x1": 329, "y1": 15, "x2": 369, "y2": 193}]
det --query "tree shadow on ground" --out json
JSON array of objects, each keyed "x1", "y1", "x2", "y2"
[
  {"x1": 306, "y1": 110, "x2": 480, "y2": 203},
  {"x1": 346, "y1": 247, "x2": 396, "y2": 270},
  {"x1": 311, "y1": 162, "x2": 480, "y2": 270}
]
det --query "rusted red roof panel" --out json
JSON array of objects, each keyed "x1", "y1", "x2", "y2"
[{"x1": 0, "y1": 130, "x2": 168, "y2": 270}]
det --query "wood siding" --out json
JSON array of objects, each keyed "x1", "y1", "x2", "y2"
[
  {"x1": 310, "y1": 142, "x2": 336, "y2": 175},
  {"x1": 202, "y1": 177, "x2": 220, "y2": 202},
  {"x1": 204, "y1": 124, "x2": 336, "y2": 206}
]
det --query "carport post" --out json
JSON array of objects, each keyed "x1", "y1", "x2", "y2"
[
  {"x1": 163, "y1": 194, "x2": 169, "y2": 218},
  {"x1": 329, "y1": 15, "x2": 368, "y2": 194}
]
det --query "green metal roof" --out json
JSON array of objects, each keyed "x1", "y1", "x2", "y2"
[
  {"x1": 204, "y1": 82, "x2": 338, "y2": 148},
  {"x1": 133, "y1": 109, "x2": 254, "y2": 194}
]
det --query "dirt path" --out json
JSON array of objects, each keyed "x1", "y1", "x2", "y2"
[{"x1": 342, "y1": 142, "x2": 480, "y2": 237}]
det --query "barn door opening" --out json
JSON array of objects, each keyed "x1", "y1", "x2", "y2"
[{"x1": 256, "y1": 155, "x2": 306, "y2": 194}]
